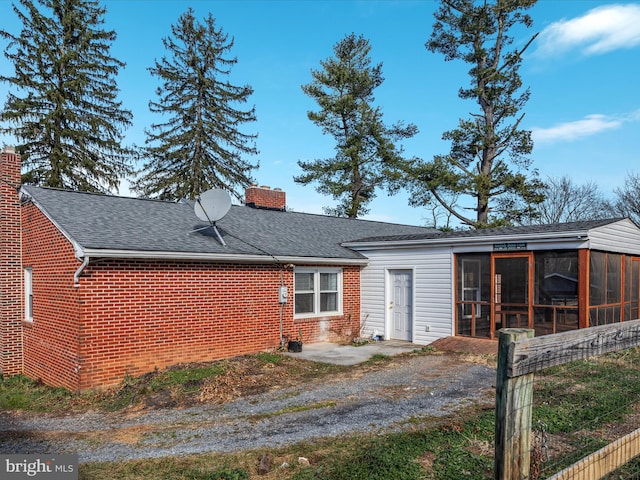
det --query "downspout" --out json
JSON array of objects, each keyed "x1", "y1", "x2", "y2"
[
  {"x1": 73, "y1": 254, "x2": 89, "y2": 392},
  {"x1": 74, "y1": 256, "x2": 89, "y2": 287},
  {"x1": 279, "y1": 265, "x2": 284, "y2": 345}
]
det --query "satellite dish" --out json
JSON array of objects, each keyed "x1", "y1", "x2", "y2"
[{"x1": 194, "y1": 188, "x2": 232, "y2": 222}]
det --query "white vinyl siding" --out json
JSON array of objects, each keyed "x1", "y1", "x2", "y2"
[
  {"x1": 359, "y1": 247, "x2": 454, "y2": 345},
  {"x1": 589, "y1": 219, "x2": 640, "y2": 255}
]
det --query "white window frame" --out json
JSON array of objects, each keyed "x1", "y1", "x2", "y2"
[
  {"x1": 24, "y1": 267, "x2": 33, "y2": 322},
  {"x1": 294, "y1": 267, "x2": 343, "y2": 318}
]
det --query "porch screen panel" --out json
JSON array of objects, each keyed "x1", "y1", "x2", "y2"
[
  {"x1": 606, "y1": 253, "x2": 621, "y2": 324},
  {"x1": 494, "y1": 256, "x2": 530, "y2": 330},
  {"x1": 456, "y1": 254, "x2": 491, "y2": 337},
  {"x1": 589, "y1": 252, "x2": 606, "y2": 307},
  {"x1": 623, "y1": 256, "x2": 640, "y2": 321},
  {"x1": 533, "y1": 251, "x2": 579, "y2": 336},
  {"x1": 607, "y1": 254, "x2": 621, "y2": 304},
  {"x1": 589, "y1": 252, "x2": 623, "y2": 326},
  {"x1": 631, "y1": 260, "x2": 640, "y2": 320}
]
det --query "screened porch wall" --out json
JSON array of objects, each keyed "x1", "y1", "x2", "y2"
[
  {"x1": 456, "y1": 254, "x2": 491, "y2": 337},
  {"x1": 455, "y1": 250, "x2": 640, "y2": 339},
  {"x1": 589, "y1": 252, "x2": 640, "y2": 326}
]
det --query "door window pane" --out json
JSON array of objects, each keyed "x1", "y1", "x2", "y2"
[{"x1": 495, "y1": 257, "x2": 528, "y2": 304}]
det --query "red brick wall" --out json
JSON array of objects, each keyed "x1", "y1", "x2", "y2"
[
  {"x1": 0, "y1": 149, "x2": 23, "y2": 376},
  {"x1": 21, "y1": 202, "x2": 82, "y2": 390},
  {"x1": 76, "y1": 261, "x2": 361, "y2": 390},
  {"x1": 245, "y1": 185, "x2": 286, "y2": 211},
  {"x1": 17, "y1": 192, "x2": 362, "y2": 391}
]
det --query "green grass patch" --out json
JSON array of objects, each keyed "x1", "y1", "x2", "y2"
[
  {"x1": 148, "y1": 364, "x2": 226, "y2": 391},
  {"x1": 254, "y1": 351, "x2": 286, "y2": 364},
  {"x1": 531, "y1": 347, "x2": 640, "y2": 478},
  {"x1": 79, "y1": 455, "x2": 253, "y2": 480},
  {"x1": 0, "y1": 375, "x2": 75, "y2": 412},
  {"x1": 9, "y1": 346, "x2": 640, "y2": 479},
  {"x1": 0, "y1": 352, "x2": 348, "y2": 414},
  {"x1": 79, "y1": 409, "x2": 497, "y2": 480},
  {"x1": 365, "y1": 353, "x2": 391, "y2": 364},
  {"x1": 78, "y1": 347, "x2": 640, "y2": 479},
  {"x1": 251, "y1": 400, "x2": 337, "y2": 420},
  {"x1": 289, "y1": 412, "x2": 495, "y2": 480},
  {"x1": 533, "y1": 350, "x2": 640, "y2": 434}
]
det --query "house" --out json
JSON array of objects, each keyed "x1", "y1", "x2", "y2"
[
  {"x1": 3, "y1": 146, "x2": 640, "y2": 391},
  {"x1": 347, "y1": 220, "x2": 640, "y2": 342},
  {"x1": 0, "y1": 148, "x2": 434, "y2": 391}
]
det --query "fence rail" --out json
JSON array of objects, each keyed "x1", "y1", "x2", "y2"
[
  {"x1": 547, "y1": 428, "x2": 640, "y2": 480},
  {"x1": 495, "y1": 319, "x2": 640, "y2": 480}
]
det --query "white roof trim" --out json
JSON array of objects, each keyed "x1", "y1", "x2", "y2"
[
  {"x1": 344, "y1": 229, "x2": 591, "y2": 250},
  {"x1": 78, "y1": 248, "x2": 368, "y2": 266},
  {"x1": 20, "y1": 187, "x2": 85, "y2": 259}
]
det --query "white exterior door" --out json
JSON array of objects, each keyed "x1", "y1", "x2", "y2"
[{"x1": 390, "y1": 270, "x2": 413, "y2": 341}]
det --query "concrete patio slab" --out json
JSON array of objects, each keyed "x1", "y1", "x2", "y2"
[{"x1": 284, "y1": 340, "x2": 418, "y2": 365}]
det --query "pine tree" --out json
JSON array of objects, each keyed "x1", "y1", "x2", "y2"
[
  {"x1": 296, "y1": 33, "x2": 418, "y2": 218},
  {"x1": 0, "y1": 0, "x2": 134, "y2": 193},
  {"x1": 133, "y1": 9, "x2": 258, "y2": 201},
  {"x1": 407, "y1": 0, "x2": 544, "y2": 228}
]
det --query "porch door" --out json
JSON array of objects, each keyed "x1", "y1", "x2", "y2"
[
  {"x1": 390, "y1": 270, "x2": 413, "y2": 341},
  {"x1": 493, "y1": 254, "x2": 533, "y2": 333}
]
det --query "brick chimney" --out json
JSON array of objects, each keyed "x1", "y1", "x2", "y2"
[
  {"x1": 245, "y1": 185, "x2": 286, "y2": 211},
  {"x1": 0, "y1": 147, "x2": 23, "y2": 376}
]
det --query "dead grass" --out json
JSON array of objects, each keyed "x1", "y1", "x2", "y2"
[
  {"x1": 459, "y1": 352, "x2": 498, "y2": 368},
  {"x1": 96, "y1": 353, "x2": 350, "y2": 413},
  {"x1": 4, "y1": 348, "x2": 469, "y2": 416}
]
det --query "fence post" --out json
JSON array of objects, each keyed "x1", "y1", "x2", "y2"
[{"x1": 495, "y1": 328, "x2": 535, "y2": 480}]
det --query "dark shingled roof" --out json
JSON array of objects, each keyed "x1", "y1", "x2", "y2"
[
  {"x1": 22, "y1": 185, "x2": 437, "y2": 260},
  {"x1": 350, "y1": 218, "x2": 626, "y2": 244}
]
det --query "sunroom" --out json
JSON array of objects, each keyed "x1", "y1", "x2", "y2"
[
  {"x1": 349, "y1": 218, "x2": 640, "y2": 344},
  {"x1": 456, "y1": 248, "x2": 640, "y2": 339}
]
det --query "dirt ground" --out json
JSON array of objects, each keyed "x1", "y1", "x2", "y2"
[
  {"x1": 119, "y1": 336, "x2": 498, "y2": 411},
  {"x1": 1, "y1": 346, "x2": 499, "y2": 463},
  {"x1": 148, "y1": 338, "x2": 499, "y2": 409},
  {"x1": 430, "y1": 336, "x2": 499, "y2": 356}
]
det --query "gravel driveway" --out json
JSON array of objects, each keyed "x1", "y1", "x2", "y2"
[{"x1": 0, "y1": 354, "x2": 496, "y2": 464}]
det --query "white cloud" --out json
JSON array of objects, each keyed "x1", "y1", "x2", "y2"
[
  {"x1": 535, "y1": 4, "x2": 640, "y2": 57},
  {"x1": 531, "y1": 114, "x2": 622, "y2": 144}
]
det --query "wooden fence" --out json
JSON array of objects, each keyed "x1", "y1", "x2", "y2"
[{"x1": 495, "y1": 319, "x2": 640, "y2": 480}]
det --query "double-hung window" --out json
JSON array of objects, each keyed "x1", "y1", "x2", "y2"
[{"x1": 294, "y1": 268, "x2": 342, "y2": 317}]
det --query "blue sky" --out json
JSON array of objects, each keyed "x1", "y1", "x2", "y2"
[{"x1": 1, "y1": 0, "x2": 639, "y2": 226}]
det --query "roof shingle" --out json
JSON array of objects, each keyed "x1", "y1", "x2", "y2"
[{"x1": 22, "y1": 185, "x2": 437, "y2": 260}]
